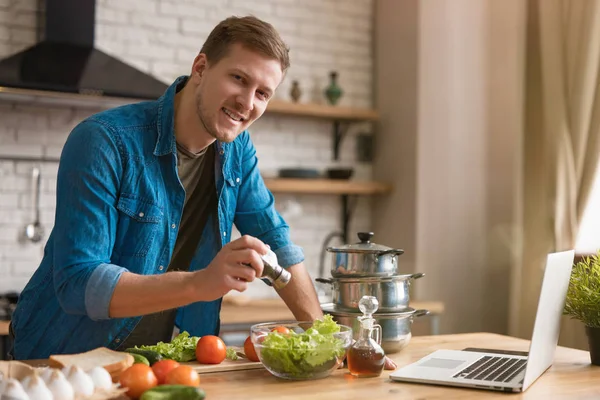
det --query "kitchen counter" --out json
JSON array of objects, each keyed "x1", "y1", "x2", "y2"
[
  {"x1": 196, "y1": 332, "x2": 596, "y2": 399},
  {"x1": 220, "y1": 297, "x2": 445, "y2": 335}
]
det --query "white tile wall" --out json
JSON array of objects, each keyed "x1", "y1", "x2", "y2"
[{"x1": 0, "y1": 0, "x2": 374, "y2": 296}]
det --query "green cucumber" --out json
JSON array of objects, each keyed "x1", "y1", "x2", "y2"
[
  {"x1": 125, "y1": 348, "x2": 163, "y2": 365},
  {"x1": 129, "y1": 353, "x2": 150, "y2": 366},
  {"x1": 140, "y1": 385, "x2": 206, "y2": 400}
]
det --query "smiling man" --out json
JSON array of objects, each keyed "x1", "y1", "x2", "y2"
[{"x1": 10, "y1": 16, "x2": 324, "y2": 359}]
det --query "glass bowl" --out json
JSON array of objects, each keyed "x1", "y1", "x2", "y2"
[{"x1": 250, "y1": 321, "x2": 353, "y2": 380}]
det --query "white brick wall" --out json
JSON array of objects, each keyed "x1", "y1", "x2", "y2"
[{"x1": 0, "y1": 0, "x2": 374, "y2": 296}]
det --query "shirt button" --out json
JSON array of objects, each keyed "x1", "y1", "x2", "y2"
[
  {"x1": 158, "y1": 265, "x2": 164, "y2": 271},
  {"x1": 171, "y1": 223, "x2": 176, "y2": 229},
  {"x1": 138, "y1": 212, "x2": 144, "y2": 217},
  {"x1": 219, "y1": 149, "x2": 225, "y2": 155},
  {"x1": 115, "y1": 338, "x2": 120, "y2": 343},
  {"x1": 223, "y1": 231, "x2": 227, "y2": 236},
  {"x1": 235, "y1": 177, "x2": 240, "y2": 183}
]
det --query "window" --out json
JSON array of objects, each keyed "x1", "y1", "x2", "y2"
[{"x1": 576, "y1": 164, "x2": 600, "y2": 254}]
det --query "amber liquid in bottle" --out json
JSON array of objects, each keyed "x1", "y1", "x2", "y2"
[
  {"x1": 349, "y1": 295, "x2": 385, "y2": 378},
  {"x1": 347, "y1": 345, "x2": 385, "y2": 377}
]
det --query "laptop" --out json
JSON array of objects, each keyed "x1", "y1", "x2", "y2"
[{"x1": 390, "y1": 250, "x2": 575, "y2": 393}]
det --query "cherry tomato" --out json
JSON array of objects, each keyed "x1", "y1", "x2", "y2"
[
  {"x1": 271, "y1": 326, "x2": 291, "y2": 334},
  {"x1": 165, "y1": 365, "x2": 201, "y2": 386},
  {"x1": 244, "y1": 336, "x2": 260, "y2": 362},
  {"x1": 195, "y1": 335, "x2": 227, "y2": 364},
  {"x1": 119, "y1": 364, "x2": 158, "y2": 399},
  {"x1": 151, "y1": 359, "x2": 180, "y2": 384}
]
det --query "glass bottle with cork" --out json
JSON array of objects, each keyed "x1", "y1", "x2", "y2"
[{"x1": 347, "y1": 295, "x2": 385, "y2": 377}]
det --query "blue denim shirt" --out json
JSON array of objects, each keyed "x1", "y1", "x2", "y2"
[{"x1": 11, "y1": 76, "x2": 304, "y2": 360}]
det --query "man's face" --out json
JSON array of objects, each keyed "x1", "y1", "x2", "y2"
[{"x1": 192, "y1": 43, "x2": 283, "y2": 143}]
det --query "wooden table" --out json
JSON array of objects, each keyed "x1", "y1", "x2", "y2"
[
  {"x1": 0, "y1": 321, "x2": 8, "y2": 336},
  {"x1": 220, "y1": 297, "x2": 445, "y2": 335},
  {"x1": 195, "y1": 333, "x2": 597, "y2": 399}
]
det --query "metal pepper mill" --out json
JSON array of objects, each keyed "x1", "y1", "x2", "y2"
[{"x1": 260, "y1": 248, "x2": 291, "y2": 290}]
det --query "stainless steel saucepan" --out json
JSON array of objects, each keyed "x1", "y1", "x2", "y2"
[
  {"x1": 326, "y1": 232, "x2": 404, "y2": 277},
  {"x1": 316, "y1": 272, "x2": 425, "y2": 312},
  {"x1": 321, "y1": 303, "x2": 429, "y2": 354}
]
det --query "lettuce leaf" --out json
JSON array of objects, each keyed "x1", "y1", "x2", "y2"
[
  {"x1": 137, "y1": 331, "x2": 200, "y2": 362},
  {"x1": 259, "y1": 315, "x2": 346, "y2": 378}
]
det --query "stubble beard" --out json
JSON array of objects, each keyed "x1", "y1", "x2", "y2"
[{"x1": 195, "y1": 91, "x2": 244, "y2": 143}]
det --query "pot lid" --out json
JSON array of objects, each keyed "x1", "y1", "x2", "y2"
[
  {"x1": 326, "y1": 232, "x2": 404, "y2": 254},
  {"x1": 320, "y1": 303, "x2": 423, "y2": 318}
]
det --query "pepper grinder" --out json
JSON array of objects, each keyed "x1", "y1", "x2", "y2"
[{"x1": 260, "y1": 248, "x2": 291, "y2": 290}]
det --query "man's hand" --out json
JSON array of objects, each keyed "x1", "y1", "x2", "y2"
[
  {"x1": 194, "y1": 235, "x2": 269, "y2": 300},
  {"x1": 384, "y1": 356, "x2": 397, "y2": 370}
]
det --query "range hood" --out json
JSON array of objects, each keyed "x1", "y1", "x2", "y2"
[{"x1": 0, "y1": 0, "x2": 168, "y2": 108}]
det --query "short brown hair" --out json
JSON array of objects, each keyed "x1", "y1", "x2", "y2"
[{"x1": 200, "y1": 16, "x2": 290, "y2": 73}]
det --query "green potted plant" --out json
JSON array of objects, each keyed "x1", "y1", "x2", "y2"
[{"x1": 564, "y1": 252, "x2": 600, "y2": 365}]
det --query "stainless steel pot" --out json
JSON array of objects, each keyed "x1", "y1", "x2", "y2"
[
  {"x1": 316, "y1": 273, "x2": 425, "y2": 312},
  {"x1": 321, "y1": 303, "x2": 429, "y2": 354},
  {"x1": 327, "y1": 232, "x2": 404, "y2": 277}
]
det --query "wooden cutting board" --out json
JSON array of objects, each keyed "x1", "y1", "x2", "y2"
[
  {"x1": 181, "y1": 346, "x2": 265, "y2": 374},
  {"x1": 181, "y1": 358, "x2": 264, "y2": 374}
]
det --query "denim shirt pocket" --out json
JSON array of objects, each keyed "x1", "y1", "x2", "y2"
[{"x1": 114, "y1": 195, "x2": 164, "y2": 257}]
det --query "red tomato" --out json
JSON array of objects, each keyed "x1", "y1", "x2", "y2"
[
  {"x1": 165, "y1": 365, "x2": 200, "y2": 386},
  {"x1": 119, "y1": 364, "x2": 158, "y2": 399},
  {"x1": 195, "y1": 335, "x2": 227, "y2": 364},
  {"x1": 244, "y1": 336, "x2": 260, "y2": 362},
  {"x1": 271, "y1": 326, "x2": 291, "y2": 334},
  {"x1": 151, "y1": 359, "x2": 180, "y2": 384}
]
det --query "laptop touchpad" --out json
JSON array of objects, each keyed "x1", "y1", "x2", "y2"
[{"x1": 419, "y1": 358, "x2": 466, "y2": 369}]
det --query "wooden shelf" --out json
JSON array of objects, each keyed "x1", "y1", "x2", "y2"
[
  {"x1": 264, "y1": 178, "x2": 392, "y2": 195},
  {"x1": 266, "y1": 100, "x2": 379, "y2": 121}
]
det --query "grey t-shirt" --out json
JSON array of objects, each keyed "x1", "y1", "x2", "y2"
[{"x1": 117, "y1": 143, "x2": 216, "y2": 349}]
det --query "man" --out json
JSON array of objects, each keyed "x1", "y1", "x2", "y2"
[{"x1": 10, "y1": 15, "x2": 323, "y2": 359}]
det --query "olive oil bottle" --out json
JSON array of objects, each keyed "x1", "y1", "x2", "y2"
[{"x1": 347, "y1": 296, "x2": 385, "y2": 377}]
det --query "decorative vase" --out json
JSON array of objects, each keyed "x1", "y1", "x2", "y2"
[
  {"x1": 324, "y1": 71, "x2": 343, "y2": 105},
  {"x1": 290, "y1": 80, "x2": 302, "y2": 102},
  {"x1": 585, "y1": 325, "x2": 600, "y2": 365}
]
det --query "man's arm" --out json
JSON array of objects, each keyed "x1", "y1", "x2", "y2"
[
  {"x1": 233, "y1": 131, "x2": 319, "y2": 319},
  {"x1": 276, "y1": 262, "x2": 323, "y2": 321},
  {"x1": 109, "y1": 271, "x2": 199, "y2": 318},
  {"x1": 109, "y1": 235, "x2": 268, "y2": 318}
]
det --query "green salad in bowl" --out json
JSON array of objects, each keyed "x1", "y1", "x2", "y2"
[{"x1": 250, "y1": 315, "x2": 353, "y2": 380}]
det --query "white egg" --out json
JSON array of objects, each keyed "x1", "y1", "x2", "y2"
[
  {"x1": 2, "y1": 378, "x2": 29, "y2": 400},
  {"x1": 61, "y1": 366, "x2": 72, "y2": 377},
  {"x1": 0, "y1": 371, "x2": 6, "y2": 395},
  {"x1": 46, "y1": 370, "x2": 74, "y2": 400},
  {"x1": 66, "y1": 366, "x2": 94, "y2": 397},
  {"x1": 19, "y1": 373, "x2": 33, "y2": 390},
  {"x1": 23, "y1": 374, "x2": 53, "y2": 400},
  {"x1": 38, "y1": 368, "x2": 55, "y2": 384},
  {"x1": 86, "y1": 367, "x2": 112, "y2": 391}
]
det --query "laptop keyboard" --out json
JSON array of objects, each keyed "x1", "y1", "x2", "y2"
[{"x1": 452, "y1": 356, "x2": 527, "y2": 382}]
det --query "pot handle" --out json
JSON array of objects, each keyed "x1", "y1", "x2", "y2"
[
  {"x1": 410, "y1": 272, "x2": 425, "y2": 280},
  {"x1": 377, "y1": 248, "x2": 405, "y2": 256},
  {"x1": 413, "y1": 309, "x2": 430, "y2": 318},
  {"x1": 315, "y1": 278, "x2": 333, "y2": 285}
]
